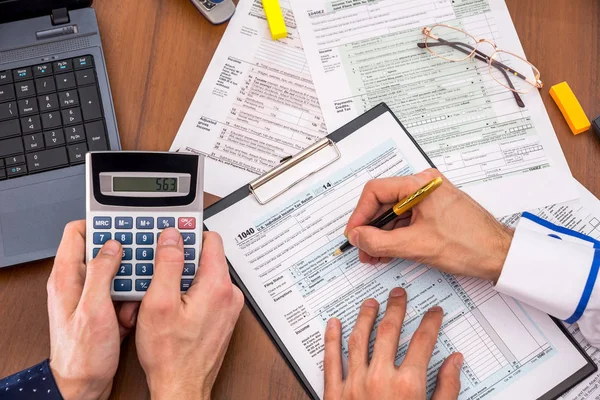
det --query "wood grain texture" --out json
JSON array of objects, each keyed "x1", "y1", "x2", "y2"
[{"x1": 0, "y1": 0, "x2": 598, "y2": 399}]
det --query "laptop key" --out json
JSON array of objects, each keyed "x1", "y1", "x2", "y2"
[
  {"x1": 17, "y1": 98, "x2": 38, "y2": 115},
  {"x1": 0, "y1": 84, "x2": 15, "y2": 101},
  {"x1": 26, "y1": 147, "x2": 69, "y2": 172},
  {"x1": 35, "y1": 76, "x2": 56, "y2": 94},
  {"x1": 41, "y1": 111, "x2": 62, "y2": 130},
  {"x1": 15, "y1": 80, "x2": 35, "y2": 99},
  {"x1": 6, "y1": 164, "x2": 27, "y2": 178},
  {"x1": 65, "y1": 125, "x2": 85, "y2": 143},
  {"x1": 38, "y1": 93, "x2": 59, "y2": 110},
  {"x1": 0, "y1": 71, "x2": 12, "y2": 84},
  {"x1": 0, "y1": 118, "x2": 21, "y2": 138},
  {"x1": 59, "y1": 90, "x2": 79, "y2": 108},
  {"x1": 20, "y1": 115, "x2": 42, "y2": 133},
  {"x1": 53, "y1": 60, "x2": 73, "y2": 73},
  {"x1": 0, "y1": 169, "x2": 5, "y2": 180},
  {"x1": 24, "y1": 133, "x2": 45, "y2": 152},
  {"x1": 79, "y1": 86, "x2": 102, "y2": 120},
  {"x1": 0, "y1": 137, "x2": 24, "y2": 158},
  {"x1": 75, "y1": 69, "x2": 96, "y2": 86},
  {"x1": 33, "y1": 64, "x2": 53, "y2": 78},
  {"x1": 67, "y1": 143, "x2": 87, "y2": 164},
  {"x1": 13, "y1": 68, "x2": 32, "y2": 81},
  {"x1": 0, "y1": 101, "x2": 17, "y2": 120},
  {"x1": 6, "y1": 154, "x2": 25, "y2": 166},
  {"x1": 73, "y1": 56, "x2": 93, "y2": 69},
  {"x1": 62, "y1": 107, "x2": 82, "y2": 125},
  {"x1": 85, "y1": 120, "x2": 108, "y2": 151},
  {"x1": 44, "y1": 129, "x2": 65, "y2": 148},
  {"x1": 55, "y1": 72, "x2": 76, "y2": 90}
]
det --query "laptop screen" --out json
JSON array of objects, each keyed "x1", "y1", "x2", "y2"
[{"x1": 0, "y1": 0, "x2": 92, "y2": 24}]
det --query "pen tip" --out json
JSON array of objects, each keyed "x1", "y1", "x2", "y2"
[{"x1": 333, "y1": 249, "x2": 342, "y2": 257}]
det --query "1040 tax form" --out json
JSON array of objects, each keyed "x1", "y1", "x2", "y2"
[
  {"x1": 171, "y1": 0, "x2": 326, "y2": 197},
  {"x1": 204, "y1": 110, "x2": 592, "y2": 400},
  {"x1": 290, "y1": 0, "x2": 577, "y2": 217}
]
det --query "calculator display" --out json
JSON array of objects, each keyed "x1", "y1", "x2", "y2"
[{"x1": 113, "y1": 177, "x2": 178, "y2": 193}]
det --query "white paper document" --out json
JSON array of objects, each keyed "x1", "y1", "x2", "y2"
[
  {"x1": 171, "y1": 0, "x2": 327, "y2": 197},
  {"x1": 289, "y1": 0, "x2": 577, "y2": 216},
  {"x1": 514, "y1": 182, "x2": 600, "y2": 400},
  {"x1": 204, "y1": 112, "x2": 591, "y2": 400}
]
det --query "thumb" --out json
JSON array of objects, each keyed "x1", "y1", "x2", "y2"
[
  {"x1": 431, "y1": 353, "x2": 463, "y2": 400},
  {"x1": 81, "y1": 240, "x2": 122, "y2": 303},
  {"x1": 347, "y1": 225, "x2": 413, "y2": 258}
]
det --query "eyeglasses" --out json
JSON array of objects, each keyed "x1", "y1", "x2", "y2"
[{"x1": 418, "y1": 24, "x2": 543, "y2": 108}]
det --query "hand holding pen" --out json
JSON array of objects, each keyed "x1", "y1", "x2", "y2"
[{"x1": 340, "y1": 169, "x2": 514, "y2": 282}]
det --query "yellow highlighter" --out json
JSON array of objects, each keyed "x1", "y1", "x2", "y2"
[
  {"x1": 549, "y1": 82, "x2": 591, "y2": 135},
  {"x1": 262, "y1": 0, "x2": 287, "y2": 40}
]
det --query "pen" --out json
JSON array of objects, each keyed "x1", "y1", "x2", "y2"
[{"x1": 333, "y1": 176, "x2": 443, "y2": 257}]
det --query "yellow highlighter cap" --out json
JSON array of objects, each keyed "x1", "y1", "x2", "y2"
[
  {"x1": 549, "y1": 81, "x2": 591, "y2": 135},
  {"x1": 262, "y1": 0, "x2": 288, "y2": 40}
]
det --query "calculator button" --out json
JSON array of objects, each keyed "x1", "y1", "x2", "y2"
[
  {"x1": 157, "y1": 217, "x2": 175, "y2": 229},
  {"x1": 136, "y1": 217, "x2": 154, "y2": 229},
  {"x1": 136, "y1": 279, "x2": 151, "y2": 292},
  {"x1": 178, "y1": 217, "x2": 196, "y2": 230},
  {"x1": 115, "y1": 217, "x2": 133, "y2": 229},
  {"x1": 117, "y1": 263, "x2": 132, "y2": 276},
  {"x1": 136, "y1": 232, "x2": 154, "y2": 245},
  {"x1": 115, "y1": 232, "x2": 133, "y2": 245},
  {"x1": 93, "y1": 248, "x2": 101, "y2": 258},
  {"x1": 122, "y1": 248, "x2": 133, "y2": 260},
  {"x1": 114, "y1": 279, "x2": 132, "y2": 292},
  {"x1": 181, "y1": 233, "x2": 196, "y2": 245},
  {"x1": 93, "y1": 232, "x2": 111, "y2": 245},
  {"x1": 93, "y1": 217, "x2": 112, "y2": 229},
  {"x1": 136, "y1": 248, "x2": 154, "y2": 260},
  {"x1": 181, "y1": 280, "x2": 193, "y2": 291},
  {"x1": 183, "y1": 248, "x2": 195, "y2": 261},
  {"x1": 136, "y1": 263, "x2": 153, "y2": 276},
  {"x1": 183, "y1": 263, "x2": 195, "y2": 276}
]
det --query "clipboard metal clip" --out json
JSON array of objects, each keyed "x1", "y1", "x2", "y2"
[{"x1": 249, "y1": 138, "x2": 341, "y2": 205}]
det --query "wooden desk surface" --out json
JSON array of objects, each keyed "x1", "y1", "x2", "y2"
[{"x1": 0, "y1": 0, "x2": 599, "y2": 398}]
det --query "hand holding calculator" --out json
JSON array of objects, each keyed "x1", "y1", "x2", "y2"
[{"x1": 86, "y1": 152, "x2": 204, "y2": 300}]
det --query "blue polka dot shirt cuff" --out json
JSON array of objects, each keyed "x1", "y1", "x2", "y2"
[{"x1": 1, "y1": 359, "x2": 63, "y2": 399}]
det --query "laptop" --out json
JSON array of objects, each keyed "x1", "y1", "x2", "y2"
[{"x1": 0, "y1": 0, "x2": 120, "y2": 267}]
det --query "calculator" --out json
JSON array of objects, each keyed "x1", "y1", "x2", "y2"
[
  {"x1": 190, "y1": 0, "x2": 236, "y2": 25},
  {"x1": 86, "y1": 152, "x2": 204, "y2": 300}
]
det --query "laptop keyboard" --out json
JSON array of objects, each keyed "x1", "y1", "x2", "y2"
[{"x1": 0, "y1": 55, "x2": 109, "y2": 180}]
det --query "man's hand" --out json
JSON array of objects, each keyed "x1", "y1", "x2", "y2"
[
  {"x1": 48, "y1": 221, "x2": 139, "y2": 400},
  {"x1": 324, "y1": 288, "x2": 463, "y2": 400},
  {"x1": 345, "y1": 169, "x2": 514, "y2": 282},
  {"x1": 136, "y1": 229, "x2": 244, "y2": 400}
]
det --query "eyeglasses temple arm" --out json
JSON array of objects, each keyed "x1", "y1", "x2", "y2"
[{"x1": 418, "y1": 41, "x2": 525, "y2": 108}]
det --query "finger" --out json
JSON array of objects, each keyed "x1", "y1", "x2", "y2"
[
  {"x1": 80, "y1": 240, "x2": 122, "y2": 304},
  {"x1": 403, "y1": 306, "x2": 444, "y2": 376},
  {"x1": 47, "y1": 221, "x2": 87, "y2": 315},
  {"x1": 146, "y1": 228, "x2": 184, "y2": 305},
  {"x1": 348, "y1": 225, "x2": 419, "y2": 259},
  {"x1": 323, "y1": 318, "x2": 344, "y2": 398},
  {"x1": 372, "y1": 288, "x2": 406, "y2": 366},
  {"x1": 186, "y1": 232, "x2": 231, "y2": 299},
  {"x1": 117, "y1": 301, "x2": 140, "y2": 330},
  {"x1": 347, "y1": 298, "x2": 379, "y2": 372},
  {"x1": 345, "y1": 169, "x2": 441, "y2": 233},
  {"x1": 431, "y1": 353, "x2": 463, "y2": 400}
]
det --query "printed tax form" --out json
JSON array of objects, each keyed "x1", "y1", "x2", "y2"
[
  {"x1": 289, "y1": 0, "x2": 577, "y2": 216},
  {"x1": 502, "y1": 182, "x2": 600, "y2": 400},
  {"x1": 204, "y1": 111, "x2": 591, "y2": 400},
  {"x1": 171, "y1": 0, "x2": 326, "y2": 197}
]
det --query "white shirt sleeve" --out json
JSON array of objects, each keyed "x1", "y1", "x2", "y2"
[{"x1": 495, "y1": 212, "x2": 600, "y2": 347}]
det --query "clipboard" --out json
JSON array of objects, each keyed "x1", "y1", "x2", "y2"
[{"x1": 203, "y1": 103, "x2": 596, "y2": 400}]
